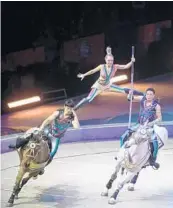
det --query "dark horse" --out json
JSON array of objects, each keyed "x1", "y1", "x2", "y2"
[{"x1": 7, "y1": 130, "x2": 51, "y2": 207}]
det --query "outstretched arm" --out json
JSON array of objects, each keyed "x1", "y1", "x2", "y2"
[
  {"x1": 78, "y1": 65, "x2": 102, "y2": 79},
  {"x1": 40, "y1": 111, "x2": 59, "y2": 131},
  {"x1": 116, "y1": 58, "x2": 135, "y2": 70}
]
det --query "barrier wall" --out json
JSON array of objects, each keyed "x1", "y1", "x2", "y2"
[{"x1": 1, "y1": 123, "x2": 173, "y2": 154}]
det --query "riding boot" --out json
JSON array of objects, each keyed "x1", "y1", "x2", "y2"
[
  {"x1": 149, "y1": 156, "x2": 160, "y2": 169},
  {"x1": 115, "y1": 130, "x2": 133, "y2": 160},
  {"x1": 149, "y1": 142, "x2": 160, "y2": 169},
  {"x1": 8, "y1": 136, "x2": 30, "y2": 149}
]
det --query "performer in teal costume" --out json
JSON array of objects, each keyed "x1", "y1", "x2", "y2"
[
  {"x1": 74, "y1": 46, "x2": 144, "y2": 110},
  {"x1": 9, "y1": 100, "x2": 80, "y2": 163}
]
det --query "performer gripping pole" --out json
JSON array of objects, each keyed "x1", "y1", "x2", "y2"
[
  {"x1": 74, "y1": 46, "x2": 144, "y2": 111},
  {"x1": 128, "y1": 46, "x2": 135, "y2": 129}
]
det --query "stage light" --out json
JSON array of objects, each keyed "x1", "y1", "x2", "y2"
[
  {"x1": 110, "y1": 75, "x2": 128, "y2": 84},
  {"x1": 8, "y1": 96, "x2": 41, "y2": 108}
]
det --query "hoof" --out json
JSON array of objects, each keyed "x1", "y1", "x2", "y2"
[
  {"x1": 108, "y1": 197, "x2": 116, "y2": 205},
  {"x1": 101, "y1": 188, "x2": 108, "y2": 197},
  {"x1": 128, "y1": 184, "x2": 134, "y2": 191},
  {"x1": 33, "y1": 176, "x2": 38, "y2": 180},
  {"x1": 101, "y1": 191, "x2": 108, "y2": 197},
  {"x1": 14, "y1": 195, "x2": 19, "y2": 199},
  {"x1": 154, "y1": 163, "x2": 160, "y2": 170},
  {"x1": 6, "y1": 202, "x2": 13, "y2": 207},
  {"x1": 39, "y1": 170, "x2": 45, "y2": 175}
]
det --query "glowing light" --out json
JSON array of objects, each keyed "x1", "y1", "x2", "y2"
[
  {"x1": 8, "y1": 96, "x2": 41, "y2": 108},
  {"x1": 110, "y1": 75, "x2": 128, "y2": 84}
]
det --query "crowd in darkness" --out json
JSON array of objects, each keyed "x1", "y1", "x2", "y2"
[{"x1": 1, "y1": 2, "x2": 173, "y2": 112}]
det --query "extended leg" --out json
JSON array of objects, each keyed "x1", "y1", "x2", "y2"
[
  {"x1": 109, "y1": 84, "x2": 144, "y2": 96},
  {"x1": 127, "y1": 172, "x2": 140, "y2": 191},
  {"x1": 108, "y1": 171, "x2": 137, "y2": 204},
  {"x1": 7, "y1": 167, "x2": 25, "y2": 207},
  {"x1": 45, "y1": 136, "x2": 61, "y2": 167},
  {"x1": 101, "y1": 157, "x2": 123, "y2": 197},
  {"x1": 49, "y1": 138, "x2": 60, "y2": 159},
  {"x1": 74, "y1": 88, "x2": 101, "y2": 110},
  {"x1": 14, "y1": 172, "x2": 36, "y2": 199},
  {"x1": 149, "y1": 136, "x2": 160, "y2": 169}
]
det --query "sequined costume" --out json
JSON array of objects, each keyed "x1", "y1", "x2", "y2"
[
  {"x1": 120, "y1": 96, "x2": 159, "y2": 160},
  {"x1": 43, "y1": 109, "x2": 73, "y2": 159},
  {"x1": 74, "y1": 64, "x2": 144, "y2": 110},
  {"x1": 9, "y1": 110, "x2": 73, "y2": 160}
]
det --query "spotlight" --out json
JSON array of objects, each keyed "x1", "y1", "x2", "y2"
[
  {"x1": 110, "y1": 75, "x2": 128, "y2": 84},
  {"x1": 8, "y1": 96, "x2": 41, "y2": 108}
]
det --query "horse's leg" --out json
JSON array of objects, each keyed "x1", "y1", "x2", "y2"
[
  {"x1": 101, "y1": 158, "x2": 123, "y2": 197},
  {"x1": 7, "y1": 167, "x2": 25, "y2": 207},
  {"x1": 14, "y1": 172, "x2": 36, "y2": 199},
  {"x1": 127, "y1": 172, "x2": 140, "y2": 191},
  {"x1": 121, "y1": 167, "x2": 125, "y2": 175},
  {"x1": 108, "y1": 171, "x2": 137, "y2": 205}
]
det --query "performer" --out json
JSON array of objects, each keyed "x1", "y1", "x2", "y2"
[
  {"x1": 74, "y1": 47, "x2": 144, "y2": 110},
  {"x1": 9, "y1": 99, "x2": 80, "y2": 164},
  {"x1": 120, "y1": 88, "x2": 162, "y2": 168}
]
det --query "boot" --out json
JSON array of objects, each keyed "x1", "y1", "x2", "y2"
[
  {"x1": 149, "y1": 156, "x2": 160, "y2": 169},
  {"x1": 149, "y1": 142, "x2": 160, "y2": 169},
  {"x1": 8, "y1": 136, "x2": 30, "y2": 149},
  {"x1": 120, "y1": 129, "x2": 133, "y2": 147},
  {"x1": 124, "y1": 88, "x2": 144, "y2": 96}
]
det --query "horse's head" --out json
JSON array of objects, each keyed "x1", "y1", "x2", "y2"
[
  {"x1": 23, "y1": 132, "x2": 50, "y2": 165},
  {"x1": 134, "y1": 124, "x2": 153, "y2": 141},
  {"x1": 30, "y1": 131, "x2": 43, "y2": 143}
]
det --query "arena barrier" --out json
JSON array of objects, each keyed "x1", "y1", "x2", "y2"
[{"x1": 1, "y1": 121, "x2": 173, "y2": 154}]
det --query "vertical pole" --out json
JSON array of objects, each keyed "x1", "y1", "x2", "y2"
[{"x1": 128, "y1": 46, "x2": 135, "y2": 129}]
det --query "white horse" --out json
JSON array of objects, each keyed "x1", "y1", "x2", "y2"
[
  {"x1": 127, "y1": 124, "x2": 168, "y2": 191},
  {"x1": 101, "y1": 124, "x2": 168, "y2": 205}
]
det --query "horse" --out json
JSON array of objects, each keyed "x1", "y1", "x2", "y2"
[
  {"x1": 127, "y1": 124, "x2": 168, "y2": 191},
  {"x1": 101, "y1": 124, "x2": 168, "y2": 205},
  {"x1": 7, "y1": 128, "x2": 51, "y2": 207}
]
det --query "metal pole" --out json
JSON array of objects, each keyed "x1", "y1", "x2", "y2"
[{"x1": 128, "y1": 46, "x2": 135, "y2": 129}]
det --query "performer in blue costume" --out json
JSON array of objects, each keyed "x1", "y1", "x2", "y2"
[
  {"x1": 120, "y1": 88, "x2": 162, "y2": 168},
  {"x1": 9, "y1": 99, "x2": 80, "y2": 165}
]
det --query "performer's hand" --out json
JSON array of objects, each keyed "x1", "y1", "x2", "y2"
[
  {"x1": 131, "y1": 57, "x2": 135, "y2": 63},
  {"x1": 77, "y1": 73, "x2": 85, "y2": 81},
  {"x1": 129, "y1": 89, "x2": 133, "y2": 95},
  {"x1": 127, "y1": 89, "x2": 134, "y2": 101}
]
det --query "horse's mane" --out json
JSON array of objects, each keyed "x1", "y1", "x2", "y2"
[{"x1": 30, "y1": 133, "x2": 42, "y2": 143}]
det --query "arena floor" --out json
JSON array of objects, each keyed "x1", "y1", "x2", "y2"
[
  {"x1": 1, "y1": 140, "x2": 173, "y2": 208},
  {"x1": 1, "y1": 73, "x2": 173, "y2": 207}
]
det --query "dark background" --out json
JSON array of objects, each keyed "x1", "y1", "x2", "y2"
[{"x1": 1, "y1": 1, "x2": 173, "y2": 112}]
